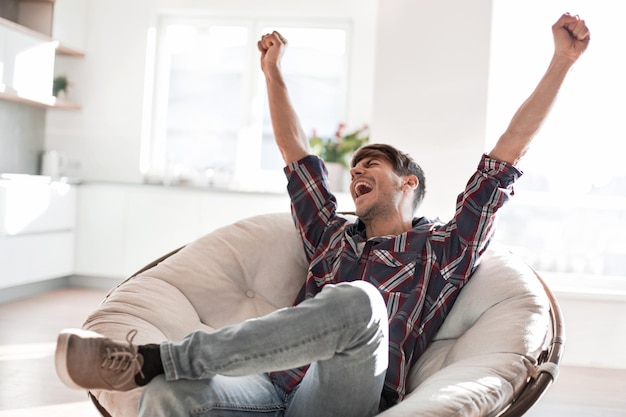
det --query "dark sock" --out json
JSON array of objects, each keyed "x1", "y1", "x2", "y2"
[{"x1": 135, "y1": 344, "x2": 164, "y2": 386}]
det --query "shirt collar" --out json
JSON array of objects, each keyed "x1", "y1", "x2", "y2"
[{"x1": 348, "y1": 216, "x2": 430, "y2": 240}]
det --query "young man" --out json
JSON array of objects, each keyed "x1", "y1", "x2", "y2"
[{"x1": 55, "y1": 13, "x2": 589, "y2": 416}]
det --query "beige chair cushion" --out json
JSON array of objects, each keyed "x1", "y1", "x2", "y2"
[
  {"x1": 379, "y1": 247, "x2": 550, "y2": 416},
  {"x1": 83, "y1": 212, "x2": 550, "y2": 417}
]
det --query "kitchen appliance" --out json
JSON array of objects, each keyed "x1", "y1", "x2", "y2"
[{"x1": 40, "y1": 150, "x2": 65, "y2": 179}]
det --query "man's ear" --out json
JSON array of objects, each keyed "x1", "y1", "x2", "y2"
[{"x1": 402, "y1": 175, "x2": 419, "y2": 190}]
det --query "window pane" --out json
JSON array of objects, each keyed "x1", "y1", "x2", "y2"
[
  {"x1": 260, "y1": 27, "x2": 347, "y2": 170},
  {"x1": 161, "y1": 24, "x2": 248, "y2": 184},
  {"x1": 150, "y1": 20, "x2": 349, "y2": 190}
]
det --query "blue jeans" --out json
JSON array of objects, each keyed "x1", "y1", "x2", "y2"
[{"x1": 138, "y1": 281, "x2": 389, "y2": 417}]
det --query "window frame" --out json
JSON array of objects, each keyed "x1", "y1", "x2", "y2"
[{"x1": 143, "y1": 15, "x2": 353, "y2": 192}]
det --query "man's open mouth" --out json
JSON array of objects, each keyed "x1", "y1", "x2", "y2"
[{"x1": 353, "y1": 181, "x2": 373, "y2": 198}]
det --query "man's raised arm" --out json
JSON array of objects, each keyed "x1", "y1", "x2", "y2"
[
  {"x1": 488, "y1": 13, "x2": 590, "y2": 166},
  {"x1": 258, "y1": 31, "x2": 310, "y2": 165}
]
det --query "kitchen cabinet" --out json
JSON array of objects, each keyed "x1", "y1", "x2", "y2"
[
  {"x1": 74, "y1": 184, "x2": 355, "y2": 280},
  {"x1": 0, "y1": 175, "x2": 76, "y2": 289},
  {"x1": 75, "y1": 184, "x2": 293, "y2": 279},
  {"x1": 0, "y1": 0, "x2": 84, "y2": 109},
  {"x1": 0, "y1": 231, "x2": 74, "y2": 288}
]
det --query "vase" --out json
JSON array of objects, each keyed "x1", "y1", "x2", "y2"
[{"x1": 325, "y1": 162, "x2": 348, "y2": 193}]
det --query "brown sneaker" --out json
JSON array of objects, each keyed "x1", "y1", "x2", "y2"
[{"x1": 55, "y1": 328, "x2": 144, "y2": 391}]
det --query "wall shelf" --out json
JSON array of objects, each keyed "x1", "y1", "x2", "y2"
[
  {"x1": 0, "y1": 14, "x2": 83, "y2": 109},
  {"x1": 0, "y1": 14, "x2": 48, "y2": 40},
  {"x1": 0, "y1": 89, "x2": 80, "y2": 110},
  {"x1": 56, "y1": 42, "x2": 84, "y2": 57},
  {"x1": 0, "y1": 15, "x2": 84, "y2": 57}
]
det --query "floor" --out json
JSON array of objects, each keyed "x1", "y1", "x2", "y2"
[
  {"x1": 0, "y1": 288, "x2": 625, "y2": 416},
  {"x1": 0, "y1": 288, "x2": 104, "y2": 417}
]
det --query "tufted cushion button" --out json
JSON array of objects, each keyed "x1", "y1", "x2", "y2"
[{"x1": 246, "y1": 290, "x2": 256, "y2": 298}]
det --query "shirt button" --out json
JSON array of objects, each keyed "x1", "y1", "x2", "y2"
[{"x1": 246, "y1": 290, "x2": 256, "y2": 298}]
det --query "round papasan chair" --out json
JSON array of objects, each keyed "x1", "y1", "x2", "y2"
[{"x1": 79, "y1": 212, "x2": 564, "y2": 417}]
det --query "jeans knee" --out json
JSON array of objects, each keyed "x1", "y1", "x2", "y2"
[
  {"x1": 138, "y1": 376, "x2": 192, "y2": 416},
  {"x1": 139, "y1": 376, "x2": 165, "y2": 413},
  {"x1": 322, "y1": 281, "x2": 388, "y2": 327}
]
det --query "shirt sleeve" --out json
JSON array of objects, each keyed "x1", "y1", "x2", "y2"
[
  {"x1": 284, "y1": 155, "x2": 345, "y2": 262},
  {"x1": 431, "y1": 153, "x2": 522, "y2": 283}
]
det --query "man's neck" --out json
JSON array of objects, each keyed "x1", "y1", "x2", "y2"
[{"x1": 364, "y1": 215, "x2": 414, "y2": 239}]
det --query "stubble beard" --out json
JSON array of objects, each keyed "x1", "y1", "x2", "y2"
[{"x1": 356, "y1": 190, "x2": 398, "y2": 225}]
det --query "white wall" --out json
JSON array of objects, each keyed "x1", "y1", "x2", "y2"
[
  {"x1": 372, "y1": 0, "x2": 493, "y2": 220},
  {"x1": 45, "y1": 0, "x2": 378, "y2": 184},
  {"x1": 556, "y1": 294, "x2": 626, "y2": 370}
]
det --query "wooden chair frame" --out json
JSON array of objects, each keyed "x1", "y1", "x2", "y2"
[{"x1": 497, "y1": 269, "x2": 565, "y2": 416}]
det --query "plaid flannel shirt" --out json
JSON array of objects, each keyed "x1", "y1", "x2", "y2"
[{"x1": 270, "y1": 153, "x2": 521, "y2": 406}]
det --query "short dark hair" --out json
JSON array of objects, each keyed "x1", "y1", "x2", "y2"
[{"x1": 351, "y1": 143, "x2": 426, "y2": 212}]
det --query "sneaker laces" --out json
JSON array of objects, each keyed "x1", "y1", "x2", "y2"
[{"x1": 100, "y1": 329, "x2": 144, "y2": 389}]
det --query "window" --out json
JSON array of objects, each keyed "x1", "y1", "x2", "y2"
[
  {"x1": 144, "y1": 16, "x2": 349, "y2": 192},
  {"x1": 487, "y1": 1, "x2": 626, "y2": 285}
]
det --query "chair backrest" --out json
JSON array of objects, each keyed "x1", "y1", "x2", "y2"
[{"x1": 393, "y1": 245, "x2": 558, "y2": 417}]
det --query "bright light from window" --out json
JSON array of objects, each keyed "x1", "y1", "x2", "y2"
[
  {"x1": 488, "y1": 0, "x2": 626, "y2": 281},
  {"x1": 13, "y1": 41, "x2": 55, "y2": 102},
  {"x1": 1, "y1": 184, "x2": 50, "y2": 236}
]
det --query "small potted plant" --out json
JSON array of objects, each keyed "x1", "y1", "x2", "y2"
[
  {"x1": 52, "y1": 75, "x2": 69, "y2": 98},
  {"x1": 309, "y1": 123, "x2": 369, "y2": 191},
  {"x1": 309, "y1": 123, "x2": 369, "y2": 168}
]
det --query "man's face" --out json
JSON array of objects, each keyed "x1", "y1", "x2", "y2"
[{"x1": 349, "y1": 156, "x2": 403, "y2": 221}]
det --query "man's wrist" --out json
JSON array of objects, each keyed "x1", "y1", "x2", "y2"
[
  {"x1": 551, "y1": 51, "x2": 578, "y2": 67},
  {"x1": 263, "y1": 63, "x2": 283, "y2": 81}
]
